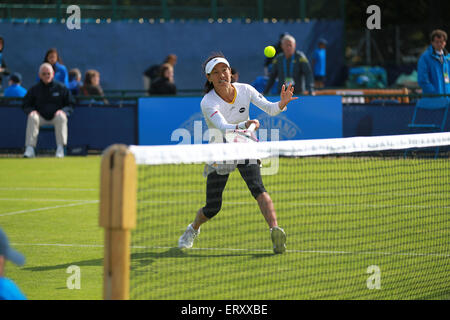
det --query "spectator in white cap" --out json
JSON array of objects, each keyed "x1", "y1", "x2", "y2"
[
  {"x1": 178, "y1": 52, "x2": 298, "y2": 254},
  {"x1": 0, "y1": 228, "x2": 26, "y2": 300}
]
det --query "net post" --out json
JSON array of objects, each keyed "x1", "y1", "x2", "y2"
[{"x1": 99, "y1": 144, "x2": 137, "y2": 300}]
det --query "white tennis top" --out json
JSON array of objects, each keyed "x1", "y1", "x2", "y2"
[{"x1": 200, "y1": 83, "x2": 286, "y2": 143}]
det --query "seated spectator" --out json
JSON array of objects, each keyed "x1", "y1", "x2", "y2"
[
  {"x1": 22, "y1": 63, "x2": 75, "y2": 158},
  {"x1": 0, "y1": 36, "x2": 10, "y2": 90},
  {"x1": 4, "y1": 73, "x2": 27, "y2": 97},
  {"x1": 68, "y1": 68, "x2": 83, "y2": 96},
  {"x1": 42, "y1": 48, "x2": 69, "y2": 87},
  {"x1": 143, "y1": 54, "x2": 177, "y2": 91},
  {"x1": 80, "y1": 69, "x2": 108, "y2": 104},
  {"x1": 149, "y1": 63, "x2": 177, "y2": 95}
]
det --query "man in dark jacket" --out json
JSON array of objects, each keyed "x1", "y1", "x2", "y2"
[
  {"x1": 22, "y1": 63, "x2": 75, "y2": 158},
  {"x1": 264, "y1": 34, "x2": 314, "y2": 96}
]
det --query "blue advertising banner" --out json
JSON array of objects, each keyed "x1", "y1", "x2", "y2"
[{"x1": 138, "y1": 95, "x2": 342, "y2": 145}]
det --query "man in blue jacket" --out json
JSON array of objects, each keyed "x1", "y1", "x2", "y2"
[
  {"x1": 417, "y1": 29, "x2": 450, "y2": 95},
  {"x1": 4, "y1": 73, "x2": 27, "y2": 97}
]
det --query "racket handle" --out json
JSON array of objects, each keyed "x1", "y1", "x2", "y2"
[{"x1": 248, "y1": 123, "x2": 257, "y2": 132}]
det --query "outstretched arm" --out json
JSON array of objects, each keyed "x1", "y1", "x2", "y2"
[
  {"x1": 250, "y1": 83, "x2": 297, "y2": 116},
  {"x1": 278, "y1": 83, "x2": 298, "y2": 109}
]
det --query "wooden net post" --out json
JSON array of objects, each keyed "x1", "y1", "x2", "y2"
[{"x1": 99, "y1": 144, "x2": 137, "y2": 300}]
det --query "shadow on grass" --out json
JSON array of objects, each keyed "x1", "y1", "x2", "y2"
[
  {"x1": 23, "y1": 247, "x2": 275, "y2": 272},
  {"x1": 131, "y1": 247, "x2": 274, "y2": 270},
  {"x1": 24, "y1": 257, "x2": 103, "y2": 272}
]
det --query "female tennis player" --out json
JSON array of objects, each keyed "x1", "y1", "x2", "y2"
[{"x1": 178, "y1": 53, "x2": 298, "y2": 254}]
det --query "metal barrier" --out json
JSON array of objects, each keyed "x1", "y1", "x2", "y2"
[
  {"x1": 1, "y1": 92, "x2": 449, "y2": 106},
  {"x1": 314, "y1": 88, "x2": 411, "y2": 104}
]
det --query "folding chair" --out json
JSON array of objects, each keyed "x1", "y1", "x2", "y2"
[
  {"x1": 406, "y1": 97, "x2": 449, "y2": 158},
  {"x1": 37, "y1": 124, "x2": 55, "y2": 153}
]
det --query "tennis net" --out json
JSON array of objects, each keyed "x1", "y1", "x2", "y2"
[{"x1": 114, "y1": 132, "x2": 450, "y2": 300}]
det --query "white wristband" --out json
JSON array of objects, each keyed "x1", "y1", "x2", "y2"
[{"x1": 237, "y1": 121, "x2": 247, "y2": 129}]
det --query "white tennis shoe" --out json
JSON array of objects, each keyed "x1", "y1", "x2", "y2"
[
  {"x1": 178, "y1": 224, "x2": 200, "y2": 249},
  {"x1": 56, "y1": 145, "x2": 64, "y2": 158},
  {"x1": 23, "y1": 146, "x2": 35, "y2": 158},
  {"x1": 270, "y1": 226, "x2": 286, "y2": 254}
]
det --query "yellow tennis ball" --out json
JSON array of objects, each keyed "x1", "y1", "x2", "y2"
[{"x1": 264, "y1": 46, "x2": 276, "y2": 58}]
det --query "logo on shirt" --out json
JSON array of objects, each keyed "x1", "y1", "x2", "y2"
[
  {"x1": 52, "y1": 92, "x2": 60, "y2": 97},
  {"x1": 239, "y1": 107, "x2": 246, "y2": 113}
]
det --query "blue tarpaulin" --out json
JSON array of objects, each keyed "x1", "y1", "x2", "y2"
[{"x1": 0, "y1": 20, "x2": 344, "y2": 91}]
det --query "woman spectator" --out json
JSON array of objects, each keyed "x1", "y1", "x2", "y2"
[
  {"x1": 149, "y1": 63, "x2": 177, "y2": 95},
  {"x1": 43, "y1": 48, "x2": 69, "y2": 87},
  {"x1": 80, "y1": 69, "x2": 108, "y2": 104}
]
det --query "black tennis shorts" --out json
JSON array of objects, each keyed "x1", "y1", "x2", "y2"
[{"x1": 202, "y1": 161, "x2": 267, "y2": 219}]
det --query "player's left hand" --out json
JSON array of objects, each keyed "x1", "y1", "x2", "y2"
[{"x1": 279, "y1": 83, "x2": 298, "y2": 109}]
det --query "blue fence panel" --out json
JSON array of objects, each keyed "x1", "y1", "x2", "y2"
[
  {"x1": 138, "y1": 95, "x2": 342, "y2": 145},
  {"x1": 0, "y1": 20, "x2": 344, "y2": 91},
  {"x1": 343, "y1": 104, "x2": 450, "y2": 137},
  {"x1": 0, "y1": 105, "x2": 137, "y2": 150},
  {"x1": 3, "y1": 100, "x2": 448, "y2": 151}
]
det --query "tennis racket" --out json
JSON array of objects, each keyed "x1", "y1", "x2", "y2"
[{"x1": 225, "y1": 122, "x2": 259, "y2": 143}]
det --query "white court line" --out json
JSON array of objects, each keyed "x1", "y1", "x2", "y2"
[
  {"x1": 0, "y1": 198, "x2": 95, "y2": 202},
  {"x1": 11, "y1": 243, "x2": 104, "y2": 248},
  {"x1": 1, "y1": 198, "x2": 447, "y2": 210},
  {"x1": 0, "y1": 200, "x2": 98, "y2": 217},
  {"x1": 9, "y1": 243, "x2": 450, "y2": 258},
  {"x1": 0, "y1": 187, "x2": 98, "y2": 191},
  {"x1": 2, "y1": 187, "x2": 443, "y2": 198}
]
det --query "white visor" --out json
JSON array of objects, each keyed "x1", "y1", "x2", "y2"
[{"x1": 205, "y1": 57, "x2": 230, "y2": 74}]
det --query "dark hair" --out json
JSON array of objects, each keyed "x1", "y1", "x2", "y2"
[
  {"x1": 0, "y1": 37, "x2": 4, "y2": 50},
  {"x1": 159, "y1": 63, "x2": 173, "y2": 78},
  {"x1": 430, "y1": 29, "x2": 447, "y2": 42},
  {"x1": 202, "y1": 52, "x2": 227, "y2": 94},
  {"x1": 164, "y1": 54, "x2": 177, "y2": 65},
  {"x1": 44, "y1": 48, "x2": 63, "y2": 65},
  {"x1": 9, "y1": 72, "x2": 21, "y2": 84},
  {"x1": 84, "y1": 69, "x2": 100, "y2": 86}
]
